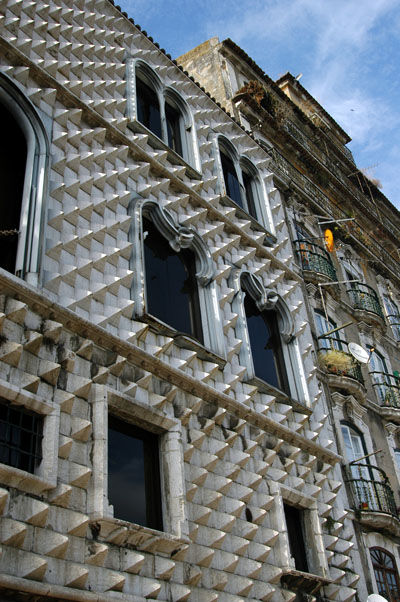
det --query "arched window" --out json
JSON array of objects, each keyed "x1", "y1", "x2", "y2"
[
  {"x1": 143, "y1": 217, "x2": 203, "y2": 344},
  {"x1": 218, "y1": 137, "x2": 263, "y2": 221},
  {"x1": 0, "y1": 74, "x2": 49, "y2": 284},
  {"x1": 243, "y1": 288, "x2": 289, "y2": 393},
  {"x1": 130, "y1": 197, "x2": 226, "y2": 360},
  {"x1": 127, "y1": 60, "x2": 198, "y2": 168},
  {"x1": 136, "y1": 73, "x2": 162, "y2": 139},
  {"x1": 232, "y1": 270, "x2": 309, "y2": 406},
  {"x1": 370, "y1": 548, "x2": 400, "y2": 602},
  {"x1": 341, "y1": 421, "x2": 368, "y2": 473}
]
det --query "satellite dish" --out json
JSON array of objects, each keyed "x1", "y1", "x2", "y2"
[
  {"x1": 367, "y1": 595, "x2": 389, "y2": 602},
  {"x1": 348, "y1": 342, "x2": 370, "y2": 364},
  {"x1": 324, "y1": 229, "x2": 335, "y2": 252}
]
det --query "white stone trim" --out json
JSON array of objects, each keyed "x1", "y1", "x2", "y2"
[{"x1": 89, "y1": 384, "x2": 189, "y2": 540}]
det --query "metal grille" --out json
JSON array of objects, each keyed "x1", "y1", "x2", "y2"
[
  {"x1": 346, "y1": 283, "x2": 385, "y2": 319},
  {"x1": 370, "y1": 372, "x2": 400, "y2": 408},
  {"x1": 294, "y1": 239, "x2": 337, "y2": 281},
  {"x1": 0, "y1": 400, "x2": 43, "y2": 474},
  {"x1": 345, "y1": 463, "x2": 398, "y2": 516}
]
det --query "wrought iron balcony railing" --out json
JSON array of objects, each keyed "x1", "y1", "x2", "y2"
[
  {"x1": 387, "y1": 314, "x2": 400, "y2": 342},
  {"x1": 294, "y1": 240, "x2": 337, "y2": 282},
  {"x1": 370, "y1": 371, "x2": 400, "y2": 408},
  {"x1": 318, "y1": 343, "x2": 364, "y2": 385},
  {"x1": 345, "y1": 463, "x2": 398, "y2": 517},
  {"x1": 346, "y1": 283, "x2": 385, "y2": 320}
]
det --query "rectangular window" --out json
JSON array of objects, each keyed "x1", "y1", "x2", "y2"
[
  {"x1": 284, "y1": 503, "x2": 309, "y2": 573},
  {"x1": 0, "y1": 399, "x2": 43, "y2": 473},
  {"x1": 108, "y1": 414, "x2": 163, "y2": 531}
]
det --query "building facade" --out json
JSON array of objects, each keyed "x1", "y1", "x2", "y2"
[
  {"x1": 179, "y1": 37, "x2": 400, "y2": 602},
  {"x1": 0, "y1": 2, "x2": 397, "y2": 602}
]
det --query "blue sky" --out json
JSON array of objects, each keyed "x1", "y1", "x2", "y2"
[{"x1": 118, "y1": 0, "x2": 400, "y2": 209}]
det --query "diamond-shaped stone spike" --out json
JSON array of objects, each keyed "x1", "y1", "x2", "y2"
[
  {"x1": 154, "y1": 557, "x2": 176, "y2": 581},
  {"x1": 18, "y1": 553, "x2": 48, "y2": 581},
  {"x1": 65, "y1": 564, "x2": 89, "y2": 589},
  {"x1": 121, "y1": 550, "x2": 144, "y2": 574},
  {"x1": 0, "y1": 518, "x2": 27, "y2": 547},
  {"x1": 70, "y1": 416, "x2": 91, "y2": 442},
  {"x1": 39, "y1": 359, "x2": 61, "y2": 386},
  {"x1": 58, "y1": 435, "x2": 73, "y2": 459},
  {"x1": 35, "y1": 530, "x2": 69, "y2": 558},
  {"x1": 69, "y1": 463, "x2": 92, "y2": 489},
  {"x1": 0, "y1": 342, "x2": 22, "y2": 367}
]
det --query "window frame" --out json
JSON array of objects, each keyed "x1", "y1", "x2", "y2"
[
  {"x1": 212, "y1": 134, "x2": 276, "y2": 237},
  {"x1": 108, "y1": 413, "x2": 163, "y2": 531},
  {"x1": 0, "y1": 72, "x2": 49, "y2": 286},
  {"x1": 129, "y1": 195, "x2": 226, "y2": 363},
  {"x1": 314, "y1": 310, "x2": 343, "y2": 350},
  {"x1": 370, "y1": 547, "x2": 400, "y2": 602},
  {"x1": 231, "y1": 269, "x2": 310, "y2": 409},
  {"x1": 89, "y1": 384, "x2": 189, "y2": 541},
  {"x1": 0, "y1": 379, "x2": 59, "y2": 494},
  {"x1": 126, "y1": 59, "x2": 201, "y2": 175}
]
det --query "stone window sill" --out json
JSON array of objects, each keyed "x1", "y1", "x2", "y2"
[
  {"x1": 128, "y1": 120, "x2": 203, "y2": 181},
  {"x1": 90, "y1": 517, "x2": 190, "y2": 557},
  {"x1": 140, "y1": 313, "x2": 227, "y2": 368},
  {"x1": 246, "y1": 376, "x2": 312, "y2": 415}
]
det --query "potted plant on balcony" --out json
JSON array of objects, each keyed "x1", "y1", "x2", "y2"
[{"x1": 318, "y1": 349, "x2": 353, "y2": 376}]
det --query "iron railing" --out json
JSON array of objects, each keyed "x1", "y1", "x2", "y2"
[
  {"x1": 370, "y1": 371, "x2": 400, "y2": 408},
  {"x1": 345, "y1": 463, "x2": 398, "y2": 516},
  {"x1": 346, "y1": 283, "x2": 385, "y2": 320},
  {"x1": 267, "y1": 147, "x2": 400, "y2": 285},
  {"x1": 318, "y1": 343, "x2": 364, "y2": 385},
  {"x1": 387, "y1": 314, "x2": 400, "y2": 342},
  {"x1": 294, "y1": 240, "x2": 337, "y2": 281}
]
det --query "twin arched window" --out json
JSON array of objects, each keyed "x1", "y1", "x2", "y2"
[
  {"x1": 218, "y1": 137, "x2": 264, "y2": 222},
  {"x1": 128, "y1": 60, "x2": 196, "y2": 168}
]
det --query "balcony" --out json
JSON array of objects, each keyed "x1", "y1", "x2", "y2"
[
  {"x1": 345, "y1": 463, "x2": 400, "y2": 534},
  {"x1": 370, "y1": 371, "x2": 400, "y2": 423},
  {"x1": 346, "y1": 283, "x2": 385, "y2": 326},
  {"x1": 294, "y1": 240, "x2": 337, "y2": 284},
  {"x1": 318, "y1": 344, "x2": 365, "y2": 401}
]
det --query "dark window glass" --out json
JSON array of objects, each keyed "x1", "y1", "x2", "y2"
[
  {"x1": 143, "y1": 218, "x2": 203, "y2": 343},
  {"x1": 108, "y1": 415, "x2": 163, "y2": 530},
  {"x1": 136, "y1": 77, "x2": 162, "y2": 139},
  {"x1": 284, "y1": 504, "x2": 309, "y2": 573},
  {"x1": 220, "y1": 151, "x2": 243, "y2": 207},
  {"x1": 242, "y1": 170, "x2": 257, "y2": 219},
  {"x1": 0, "y1": 400, "x2": 43, "y2": 473},
  {"x1": 165, "y1": 101, "x2": 183, "y2": 156},
  {"x1": 371, "y1": 548, "x2": 400, "y2": 602},
  {"x1": 244, "y1": 293, "x2": 289, "y2": 393},
  {"x1": 0, "y1": 102, "x2": 27, "y2": 273}
]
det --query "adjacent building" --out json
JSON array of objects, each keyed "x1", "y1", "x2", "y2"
[{"x1": 0, "y1": 3, "x2": 399, "y2": 602}]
